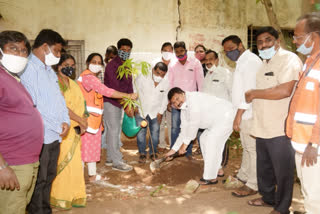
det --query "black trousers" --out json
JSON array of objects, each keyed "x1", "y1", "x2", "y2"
[
  {"x1": 27, "y1": 140, "x2": 60, "y2": 214},
  {"x1": 256, "y1": 136, "x2": 295, "y2": 214}
]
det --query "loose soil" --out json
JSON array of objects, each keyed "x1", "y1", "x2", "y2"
[{"x1": 53, "y1": 133, "x2": 304, "y2": 214}]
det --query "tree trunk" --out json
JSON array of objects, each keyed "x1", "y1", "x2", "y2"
[{"x1": 261, "y1": 0, "x2": 287, "y2": 49}]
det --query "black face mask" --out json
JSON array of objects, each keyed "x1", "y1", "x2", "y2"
[{"x1": 61, "y1": 66, "x2": 75, "y2": 77}]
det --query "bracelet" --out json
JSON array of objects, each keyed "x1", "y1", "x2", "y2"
[{"x1": 0, "y1": 162, "x2": 8, "y2": 170}]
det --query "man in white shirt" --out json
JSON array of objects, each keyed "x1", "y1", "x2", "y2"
[
  {"x1": 203, "y1": 49, "x2": 232, "y2": 101},
  {"x1": 134, "y1": 62, "x2": 169, "y2": 163},
  {"x1": 202, "y1": 49, "x2": 233, "y2": 177},
  {"x1": 151, "y1": 42, "x2": 176, "y2": 153},
  {"x1": 222, "y1": 35, "x2": 262, "y2": 197},
  {"x1": 165, "y1": 87, "x2": 235, "y2": 184}
]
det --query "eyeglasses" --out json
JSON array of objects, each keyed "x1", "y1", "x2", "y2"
[
  {"x1": 292, "y1": 34, "x2": 308, "y2": 42},
  {"x1": 5, "y1": 45, "x2": 29, "y2": 56}
]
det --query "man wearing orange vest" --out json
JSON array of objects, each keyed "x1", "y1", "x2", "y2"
[{"x1": 286, "y1": 12, "x2": 320, "y2": 214}]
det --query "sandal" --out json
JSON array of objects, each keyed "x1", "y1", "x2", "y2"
[
  {"x1": 218, "y1": 168, "x2": 225, "y2": 177},
  {"x1": 89, "y1": 174, "x2": 109, "y2": 183},
  {"x1": 248, "y1": 197, "x2": 273, "y2": 207},
  {"x1": 199, "y1": 178, "x2": 218, "y2": 185},
  {"x1": 232, "y1": 185, "x2": 257, "y2": 197}
]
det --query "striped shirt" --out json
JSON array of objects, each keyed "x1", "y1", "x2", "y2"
[{"x1": 20, "y1": 54, "x2": 70, "y2": 144}]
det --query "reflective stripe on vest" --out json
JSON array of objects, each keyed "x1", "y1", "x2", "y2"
[
  {"x1": 87, "y1": 106, "x2": 103, "y2": 115},
  {"x1": 86, "y1": 126, "x2": 99, "y2": 134},
  {"x1": 307, "y1": 69, "x2": 320, "y2": 81},
  {"x1": 294, "y1": 112, "x2": 317, "y2": 125}
]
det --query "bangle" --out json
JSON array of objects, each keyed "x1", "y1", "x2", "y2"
[{"x1": 0, "y1": 162, "x2": 8, "y2": 170}]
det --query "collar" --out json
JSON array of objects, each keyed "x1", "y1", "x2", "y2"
[
  {"x1": 309, "y1": 49, "x2": 320, "y2": 61},
  {"x1": 236, "y1": 49, "x2": 251, "y2": 64},
  {"x1": 263, "y1": 47, "x2": 282, "y2": 64},
  {"x1": 0, "y1": 64, "x2": 20, "y2": 82},
  {"x1": 30, "y1": 53, "x2": 47, "y2": 69}
]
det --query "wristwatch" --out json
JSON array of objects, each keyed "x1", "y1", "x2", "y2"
[{"x1": 0, "y1": 162, "x2": 8, "y2": 170}]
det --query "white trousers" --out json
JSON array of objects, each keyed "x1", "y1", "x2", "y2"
[
  {"x1": 296, "y1": 153, "x2": 320, "y2": 214},
  {"x1": 237, "y1": 119, "x2": 258, "y2": 190},
  {"x1": 87, "y1": 162, "x2": 97, "y2": 176},
  {"x1": 200, "y1": 117, "x2": 233, "y2": 180}
]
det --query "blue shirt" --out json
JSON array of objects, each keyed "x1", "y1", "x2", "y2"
[{"x1": 20, "y1": 54, "x2": 70, "y2": 144}]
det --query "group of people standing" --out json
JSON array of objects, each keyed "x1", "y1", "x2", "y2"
[
  {"x1": 0, "y1": 11, "x2": 320, "y2": 214},
  {"x1": 164, "y1": 12, "x2": 320, "y2": 214}
]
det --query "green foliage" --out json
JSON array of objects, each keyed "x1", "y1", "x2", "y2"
[
  {"x1": 120, "y1": 96, "x2": 140, "y2": 111},
  {"x1": 117, "y1": 58, "x2": 150, "y2": 114},
  {"x1": 256, "y1": 0, "x2": 261, "y2": 3},
  {"x1": 117, "y1": 59, "x2": 151, "y2": 80}
]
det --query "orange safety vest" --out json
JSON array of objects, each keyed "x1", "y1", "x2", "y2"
[
  {"x1": 77, "y1": 70, "x2": 104, "y2": 134},
  {"x1": 286, "y1": 51, "x2": 320, "y2": 145}
]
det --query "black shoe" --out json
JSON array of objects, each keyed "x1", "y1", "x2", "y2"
[
  {"x1": 150, "y1": 154, "x2": 158, "y2": 161},
  {"x1": 139, "y1": 154, "x2": 146, "y2": 163}
]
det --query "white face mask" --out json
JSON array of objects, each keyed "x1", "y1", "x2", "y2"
[
  {"x1": 153, "y1": 74, "x2": 163, "y2": 83},
  {"x1": 0, "y1": 48, "x2": 28, "y2": 74},
  {"x1": 179, "y1": 102, "x2": 187, "y2": 110},
  {"x1": 44, "y1": 46, "x2": 60, "y2": 66},
  {"x1": 161, "y1": 52, "x2": 173, "y2": 61},
  {"x1": 89, "y1": 64, "x2": 103, "y2": 73},
  {"x1": 206, "y1": 64, "x2": 216, "y2": 72}
]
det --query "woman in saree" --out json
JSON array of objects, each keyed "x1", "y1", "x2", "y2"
[{"x1": 50, "y1": 53, "x2": 88, "y2": 210}]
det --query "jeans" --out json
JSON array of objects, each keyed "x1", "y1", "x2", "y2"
[
  {"x1": 135, "y1": 114, "x2": 160, "y2": 155},
  {"x1": 170, "y1": 108, "x2": 193, "y2": 156}
]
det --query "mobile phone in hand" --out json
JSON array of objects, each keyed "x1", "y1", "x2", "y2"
[{"x1": 74, "y1": 126, "x2": 81, "y2": 135}]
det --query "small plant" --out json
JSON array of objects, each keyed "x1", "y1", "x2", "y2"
[{"x1": 117, "y1": 59, "x2": 151, "y2": 113}]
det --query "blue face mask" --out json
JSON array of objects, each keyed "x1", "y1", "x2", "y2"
[
  {"x1": 226, "y1": 49, "x2": 240, "y2": 61},
  {"x1": 118, "y1": 49, "x2": 131, "y2": 61},
  {"x1": 296, "y1": 34, "x2": 314, "y2": 55},
  {"x1": 258, "y1": 46, "x2": 277, "y2": 60}
]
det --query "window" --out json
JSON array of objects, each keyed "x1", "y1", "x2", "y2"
[{"x1": 247, "y1": 25, "x2": 295, "y2": 55}]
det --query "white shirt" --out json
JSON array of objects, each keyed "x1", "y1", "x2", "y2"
[
  {"x1": 134, "y1": 73, "x2": 169, "y2": 119},
  {"x1": 232, "y1": 50, "x2": 262, "y2": 120},
  {"x1": 151, "y1": 56, "x2": 177, "y2": 69},
  {"x1": 203, "y1": 65, "x2": 233, "y2": 101},
  {"x1": 172, "y1": 92, "x2": 235, "y2": 151}
]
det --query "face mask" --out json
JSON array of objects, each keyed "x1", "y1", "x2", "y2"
[
  {"x1": 177, "y1": 52, "x2": 187, "y2": 61},
  {"x1": 0, "y1": 48, "x2": 28, "y2": 74},
  {"x1": 61, "y1": 66, "x2": 75, "y2": 77},
  {"x1": 44, "y1": 46, "x2": 60, "y2": 66},
  {"x1": 206, "y1": 64, "x2": 216, "y2": 72},
  {"x1": 258, "y1": 46, "x2": 277, "y2": 60},
  {"x1": 89, "y1": 64, "x2": 103, "y2": 73},
  {"x1": 296, "y1": 34, "x2": 314, "y2": 55},
  {"x1": 226, "y1": 49, "x2": 240, "y2": 61},
  {"x1": 153, "y1": 74, "x2": 163, "y2": 83},
  {"x1": 195, "y1": 52, "x2": 205, "y2": 61},
  {"x1": 179, "y1": 102, "x2": 187, "y2": 110},
  {"x1": 161, "y1": 52, "x2": 172, "y2": 61},
  {"x1": 118, "y1": 49, "x2": 131, "y2": 61}
]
